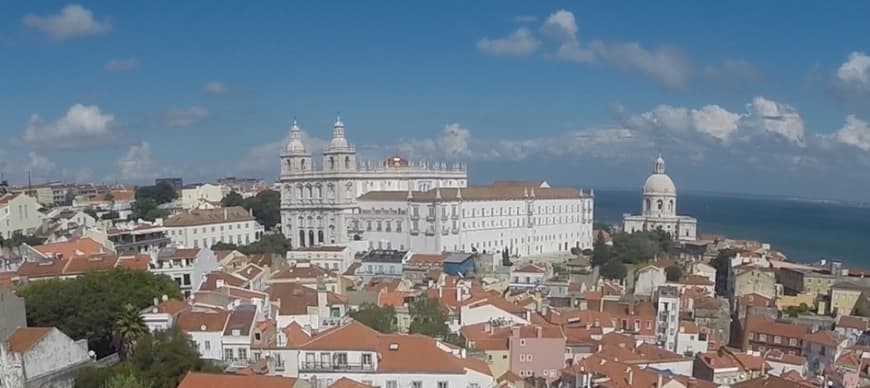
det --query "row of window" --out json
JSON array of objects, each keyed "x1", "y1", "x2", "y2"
[
  {"x1": 191, "y1": 234, "x2": 251, "y2": 248},
  {"x1": 748, "y1": 332, "x2": 799, "y2": 346},
  {"x1": 172, "y1": 222, "x2": 251, "y2": 235}
]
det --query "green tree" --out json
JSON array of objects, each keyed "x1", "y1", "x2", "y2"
[
  {"x1": 18, "y1": 269, "x2": 181, "y2": 357},
  {"x1": 101, "y1": 370, "x2": 150, "y2": 388},
  {"x1": 665, "y1": 264, "x2": 683, "y2": 282},
  {"x1": 242, "y1": 189, "x2": 280, "y2": 230},
  {"x1": 409, "y1": 297, "x2": 450, "y2": 339},
  {"x1": 350, "y1": 304, "x2": 397, "y2": 333},
  {"x1": 62, "y1": 190, "x2": 76, "y2": 206},
  {"x1": 101, "y1": 211, "x2": 120, "y2": 220},
  {"x1": 591, "y1": 231, "x2": 611, "y2": 267},
  {"x1": 611, "y1": 232, "x2": 659, "y2": 264},
  {"x1": 599, "y1": 260, "x2": 628, "y2": 280},
  {"x1": 115, "y1": 303, "x2": 147, "y2": 361},
  {"x1": 211, "y1": 241, "x2": 238, "y2": 251},
  {"x1": 220, "y1": 191, "x2": 244, "y2": 207},
  {"x1": 1, "y1": 232, "x2": 45, "y2": 248},
  {"x1": 135, "y1": 182, "x2": 178, "y2": 205},
  {"x1": 238, "y1": 233, "x2": 292, "y2": 256},
  {"x1": 129, "y1": 198, "x2": 168, "y2": 222},
  {"x1": 132, "y1": 328, "x2": 221, "y2": 388}
]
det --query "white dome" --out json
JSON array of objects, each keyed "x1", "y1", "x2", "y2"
[
  {"x1": 643, "y1": 173, "x2": 676, "y2": 194},
  {"x1": 285, "y1": 139, "x2": 307, "y2": 153}
]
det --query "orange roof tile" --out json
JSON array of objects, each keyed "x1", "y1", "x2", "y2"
[
  {"x1": 330, "y1": 377, "x2": 374, "y2": 388},
  {"x1": 283, "y1": 322, "x2": 312, "y2": 347},
  {"x1": 268, "y1": 283, "x2": 345, "y2": 315},
  {"x1": 803, "y1": 330, "x2": 843, "y2": 348},
  {"x1": 7, "y1": 327, "x2": 52, "y2": 353},
  {"x1": 378, "y1": 291, "x2": 412, "y2": 307},
  {"x1": 199, "y1": 271, "x2": 248, "y2": 291},
  {"x1": 32, "y1": 237, "x2": 107, "y2": 260},
  {"x1": 273, "y1": 264, "x2": 336, "y2": 280},
  {"x1": 178, "y1": 372, "x2": 296, "y2": 388},
  {"x1": 301, "y1": 321, "x2": 381, "y2": 351},
  {"x1": 747, "y1": 316, "x2": 808, "y2": 339},
  {"x1": 176, "y1": 310, "x2": 229, "y2": 332}
]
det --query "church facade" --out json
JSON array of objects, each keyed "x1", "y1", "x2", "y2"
[
  {"x1": 278, "y1": 118, "x2": 467, "y2": 247},
  {"x1": 623, "y1": 155, "x2": 697, "y2": 241}
]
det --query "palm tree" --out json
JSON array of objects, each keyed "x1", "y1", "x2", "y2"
[{"x1": 115, "y1": 303, "x2": 147, "y2": 361}]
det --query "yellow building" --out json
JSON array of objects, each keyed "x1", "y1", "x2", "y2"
[
  {"x1": 775, "y1": 293, "x2": 816, "y2": 311},
  {"x1": 830, "y1": 282, "x2": 868, "y2": 316}
]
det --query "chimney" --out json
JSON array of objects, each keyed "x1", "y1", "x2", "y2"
[
  {"x1": 484, "y1": 323, "x2": 492, "y2": 333},
  {"x1": 317, "y1": 283, "x2": 327, "y2": 308},
  {"x1": 224, "y1": 208, "x2": 228, "y2": 220},
  {"x1": 525, "y1": 310, "x2": 531, "y2": 322},
  {"x1": 535, "y1": 326, "x2": 542, "y2": 338},
  {"x1": 216, "y1": 279, "x2": 225, "y2": 288},
  {"x1": 656, "y1": 373, "x2": 663, "y2": 388},
  {"x1": 628, "y1": 369, "x2": 633, "y2": 385},
  {"x1": 153, "y1": 297, "x2": 159, "y2": 306},
  {"x1": 511, "y1": 326, "x2": 520, "y2": 338},
  {"x1": 456, "y1": 285, "x2": 462, "y2": 302}
]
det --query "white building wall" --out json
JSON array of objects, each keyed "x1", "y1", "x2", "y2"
[
  {"x1": 675, "y1": 332, "x2": 708, "y2": 355},
  {"x1": 188, "y1": 330, "x2": 223, "y2": 361},
  {"x1": 0, "y1": 195, "x2": 45, "y2": 239},
  {"x1": 459, "y1": 304, "x2": 529, "y2": 327},
  {"x1": 166, "y1": 219, "x2": 262, "y2": 249},
  {"x1": 357, "y1": 196, "x2": 594, "y2": 257},
  {"x1": 21, "y1": 329, "x2": 90, "y2": 380},
  {"x1": 656, "y1": 295, "x2": 680, "y2": 352},
  {"x1": 766, "y1": 360, "x2": 806, "y2": 377},
  {"x1": 181, "y1": 184, "x2": 228, "y2": 209}
]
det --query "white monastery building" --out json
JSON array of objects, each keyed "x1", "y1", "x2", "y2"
[
  {"x1": 623, "y1": 155, "x2": 697, "y2": 241},
  {"x1": 279, "y1": 118, "x2": 466, "y2": 247},
  {"x1": 278, "y1": 118, "x2": 594, "y2": 256}
]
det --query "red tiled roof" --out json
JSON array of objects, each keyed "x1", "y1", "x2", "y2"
[
  {"x1": 178, "y1": 372, "x2": 296, "y2": 388},
  {"x1": 838, "y1": 315, "x2": 870, "y2": 331},
  {"x1": 199, "y1": 271, "x2": 248, "y2": 291},
  {"x1": 32, "y1": 238, "x2": 107, "y2": 260},
  {"x1": 330, "y1": 377, "x2": 374, "y2": 388},
  {"x1": 176, "y1": 310, "x2": 229, "y2": 332},
  {"x1": 746, "y1": 316, "x2": 808, "y2": 339},
  {"x1": 283, "y1": 322, "x2": 312, "y2": 347},
  {"x1": 273, "y1": 264, "x2": 336, "y2": 280},
  {"x1": 513, "y1": 263, "x2": 546, "y2": 274},
  {"x1": 268, "y1": 283, "x2": 345, "y2": 316},
  {"x1": 803, "y1": 330, "x2": 843, "y2": 348},
  {"x1": 7, "y1": 327, "x2": 52, "y2": 353}
]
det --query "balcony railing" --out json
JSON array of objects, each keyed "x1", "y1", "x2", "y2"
[{"x1": 300, "y1": 361, "x2": 375, "y2": 373}]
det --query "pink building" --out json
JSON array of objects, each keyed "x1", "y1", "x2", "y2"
[{"x1": 507, "y1": 324, "x2": 565, "y2": 382}]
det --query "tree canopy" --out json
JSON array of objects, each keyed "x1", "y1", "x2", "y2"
[
  {"x1": 665, "y1": 264, "x2": 683, "y2": 282},
  {"x1": 18, "y1": 269, "x2": 181, "y2": 357},
  {"x1": 220, "y1": 191, "x2": 244, "y2": 207},
  {"x1": 591, "y1": 230, "x2": 611, "y2": 267},
  {"x1": 409, "y1": 297, "x2": 449, "y2": 337},
  {"x1": 0, "y1": 232, "x2": 46, "y2": 248},
  {"x1": 132, "y1": 328, "x2": 222, "y2": 388},
  {"x1": 135, "y1": 182, "x2": 178, "y2": 205},
  {"x1": 350, "y1": 304, "x2": 397, "y2": 333},
  {"x1": 599, "y1": 260, "x2": 628, "y2": 280},
  {"x1": 242, "y1": 189, "x2": 280, "y2": 230},
  {"x1": 128, "y1": 197, "x2": 169, "y2": 222}
]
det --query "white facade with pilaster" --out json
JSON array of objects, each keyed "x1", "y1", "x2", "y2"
[{"x1": 279, "y1": 118, "x2": 467, "y2": 248}]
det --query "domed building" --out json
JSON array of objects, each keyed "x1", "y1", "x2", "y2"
[{"x1": 623, "y1": 155, "x2": 697, "y2": 240}]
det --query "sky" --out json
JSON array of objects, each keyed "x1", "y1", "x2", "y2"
[{"x1": 2, "y1": 2, "x2": 870, "y2": 201}]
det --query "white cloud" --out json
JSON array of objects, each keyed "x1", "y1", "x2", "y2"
[
  {"x1": 23, "y1": 4, "x2": 110, "y2": 40},
  {"x1": 477, "y1": 28, "x2": 540, "y2": 57},
  {"x1": 117, "y1": 142, "x2": 153, "y2": 181},
  {"x1": 26, "y1": 152, "x2": 56, "y2": 175},
  {"x1": 22, "y1": 104, "x2": 116, "y2": 149},
  {"x1": 831, "y1": 115, "x2": 870, "y2": 151},
  {"x1": 627, "y1": 104, "x2": 741, "y2": 142},
  {"x1": 513, "y1": 15, "x2": 538, "y2": 23},
  {"x1": 398, "y1": 123, "x2": 472, "y2": 160},
  {"x1": 105, "y1": 57, "x2": 138, "y2": 72},
  {"x1": 482, "y1": 9, "x2": 755, "y2": 90},
  {"x1": 833, "y1": 52, "x2": 870, "y2": 100},
  {"x1": 204, "y1": 81, "x2": 229, "y2": 95},
  {"x1": 540, "y1": 10, "x2": 577, "y2": 41},
  {"x1": 745, "y1": 97, "x2": 806, "y2": 145},
  {"x1": 162, "y1": 107, "x2": 209, "y2": 127},
  {"x1": 702, "y1": 59, "x2": 762, "y2": 82}
]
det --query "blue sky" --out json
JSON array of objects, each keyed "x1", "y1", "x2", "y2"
[{"x1": 2, "y1": 2, "x2": 870, "y2": 201}]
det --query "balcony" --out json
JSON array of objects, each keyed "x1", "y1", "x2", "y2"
[
  {"x1": 410, "y1": 214, "x2": 420, "y2": 221},
  {"x1": 425, "y1": 215, "x2": 436, "y2": 222},
  {"x1": 300, "y1": 361, "x2": 375, "y2": 373}
]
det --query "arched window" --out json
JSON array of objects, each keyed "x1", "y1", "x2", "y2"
[
  {"x1": 329, "y1": 157, "x2": 335, "y2": 170},
  {"x1": 300, "y1": 159, "x2": 306, "y2": 170},
  {"x1": 297, "y1": 185, "x2": 303, "y2": 199},
  {"x1": 345, "y1": 183, "x2": 353, "y2": 198},
  {"x1": 345, "y1": 156, "x2": 351, "y2": 169},
  {"x1": 298, "y1": 230, "x2": 306, "y2": 247},
  {"x1": 669, "y1": 199, "x2": 674, "y2": 212},
  {"x1": 318, "y1": 230, "x2": 324, "y2": 243},
  {"x1": 305, "y1": 186, "x2": 312, "y2": 198},
  {"x1": 645, "y1": 199, "x2": 651, "y2": 211},
  {"x1": 308, "y1": 230, "x2": 315, "y2": 246},
  {"x1": 657, "y1": 199, "x2": 663, "y2": 210},
  {"x1": 315, "y1": 185, "x2": 322, "y2": 198}
]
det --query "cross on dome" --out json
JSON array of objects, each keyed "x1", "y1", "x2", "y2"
[{"x1": 654, "y1": 153, "x2": 666, "y2": 174}]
